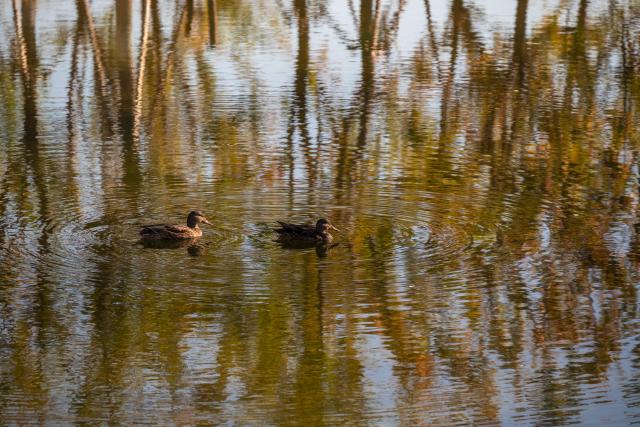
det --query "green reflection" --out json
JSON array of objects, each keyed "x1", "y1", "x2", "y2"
[{"x1": 0, "y1": 0, "x2": 639, "y2": 425}]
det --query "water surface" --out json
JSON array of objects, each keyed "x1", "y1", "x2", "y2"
[{"x1": 1, "y1": 0, "x2": 639, "y2": 425}]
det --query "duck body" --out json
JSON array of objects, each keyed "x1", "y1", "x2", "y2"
[
  {"x1": 274, "y1": 218, "x2": 338, "y2": 243},
  {"x1": 140, "y1": 211, "x2": 211, "y2": 240},
  {"x1": 140, "y1": 224, "x2": 203, "y2": 240}
]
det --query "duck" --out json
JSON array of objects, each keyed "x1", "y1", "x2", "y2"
[
  {"x1": 274, "y1": 218, "x2": 339, "y2": 243},
  {"x1": 140, "y1": 211, "x2": 212, "y2": 240}
]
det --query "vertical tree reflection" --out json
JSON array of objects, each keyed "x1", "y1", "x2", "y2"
[
  {"x1": 207, "y1": 0, "x2": 218, "y2": 46},
  {"x1": 0, "y1": 0, "x2": 638, "y2": 424},
  {"x1": 285, "y1": 0, "x2": 312, "y2": 196},
  {"x1": 115, "y1": 0, "x2": 142, "y2": 188}
]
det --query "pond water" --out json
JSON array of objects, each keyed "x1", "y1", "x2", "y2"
[{"x1": 1, "y1": 0, "x2": 639, "y2": 425}]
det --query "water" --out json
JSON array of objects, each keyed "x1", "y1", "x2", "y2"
[{"x1": 0, "y1": 0, "x2": 639, "y2": 424}]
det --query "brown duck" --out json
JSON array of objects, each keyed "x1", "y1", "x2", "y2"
[
  {"x1": 140, "y1": 211, "x2": 212, "y2": 240},
  {"x1": 274, "y1": 218, "x2": 339, "y2": 243}
]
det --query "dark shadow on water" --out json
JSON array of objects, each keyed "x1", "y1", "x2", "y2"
[
  {"x1": 277, "y1": 240, "x2": 340, "y2": 257},
  {"x1": 139, "y1": 238, "x2": 206, "y2": 256}
]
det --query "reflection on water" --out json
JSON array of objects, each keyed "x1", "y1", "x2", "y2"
[
  {"x1": 139, "y1": 237, "x2": 206, "y2": 256},
  {"x1": 1, "y1": 0, "x2": 639, "y2": 424}
]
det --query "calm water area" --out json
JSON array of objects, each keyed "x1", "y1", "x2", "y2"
[{"x1": 1, "y1": 0, "x2": 639, "y2": 425}]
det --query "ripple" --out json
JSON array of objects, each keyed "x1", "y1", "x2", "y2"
[{"x1": 0, "y1": 200, "x2": 108, "y2": 283}]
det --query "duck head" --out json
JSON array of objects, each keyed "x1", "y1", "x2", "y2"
[
  {"x1": 187, "y1": 210, "x2": 212, "y2": 228},
  {"x1": 315, "y1": 218, "x2": 339, "y2": 235}
]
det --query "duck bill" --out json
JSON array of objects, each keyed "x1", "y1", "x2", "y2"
[
  {"x1": 202, "y1": 219, "x2": 212, "y2": 225},
  {"x1": 329, "y1": 224, "x2": 340, "y2": 232}
]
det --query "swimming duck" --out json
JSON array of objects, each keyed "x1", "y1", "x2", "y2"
[
  {"x1": 140, "y1": 211, "x2": 212, "y2": 240},
  {"x1": 274, "y1": 218, "x2": 339, "y2": 243}
]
